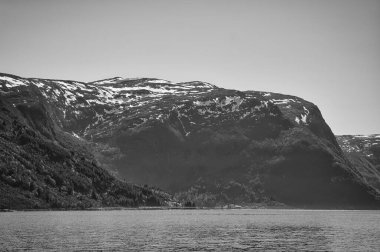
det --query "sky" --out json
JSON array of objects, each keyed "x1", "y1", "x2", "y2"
[{"x1": 0, "y1": 0, "x2": 379, "y2": 135}]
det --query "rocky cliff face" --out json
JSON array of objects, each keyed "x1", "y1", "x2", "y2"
[{"x1": 1, "y1": 73, "x2": 379, "y2": 209}]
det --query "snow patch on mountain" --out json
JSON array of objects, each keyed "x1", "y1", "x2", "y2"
[
  {"x1": 146, "y1": 79, "x2": 171, "y2": 84},
  {"x1": 254, "y1": 101, "x2": 268, "y2": 111},
  {"x1": 271, "y1": 98, "x2": 299, "y2": 105},
  {"x1": 295, "y1": 106, "x2": 310, "y2": 125},
  {"x1": 0, "y1": 76, "x2": 28, "y2": 88}
]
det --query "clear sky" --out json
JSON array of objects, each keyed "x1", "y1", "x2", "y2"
[{"x1": 1, "y1": 0, "x2": 379, "y2": 135}]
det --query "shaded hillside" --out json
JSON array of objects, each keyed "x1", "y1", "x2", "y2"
[
  {"x1": 336, "y1": 135, "x2": 380, "y2": 197},
  {"x1": 0, "y1": 79, "x2": 173, "y2": 209},
  {"x1": 337, "y1": 135, "x2": 380, "y2": 168},
  {"x1": 1, "y1": 73, "x2": 379, "y2": 209}
]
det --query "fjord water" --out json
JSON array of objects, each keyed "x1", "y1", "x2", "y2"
[{"x1": 1, "y1": 209, "x2": 379, "y2": 251}]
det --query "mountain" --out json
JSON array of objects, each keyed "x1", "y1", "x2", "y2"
[
  {"x1": 1, "y1": 72, "x2": 379, "y2": 209},
  {"x1": 0, "y1": 74, "x2": 174, "y2": 209},
  {"x1": 337, "y1": 134, "x2": 380, "y2": 167},
  {"x1": 336, "y1": 134, "x2": 380, "y2": 197}
]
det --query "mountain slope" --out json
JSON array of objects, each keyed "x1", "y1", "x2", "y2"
[
  {"x1": 336, "y1": 135, "x2": 380, "y2": 197},
  {"x1": 0, "y1": 74, "x2": 173, "y2": 209},
  {"x1": 1, "y1": 73, "x2": 379, "y2": 209}
]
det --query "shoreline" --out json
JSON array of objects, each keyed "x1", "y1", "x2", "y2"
[{"x1": 2, "y1": 206, "x2": 379, "y2": 212}]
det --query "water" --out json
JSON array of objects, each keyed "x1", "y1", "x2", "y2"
[{"x1": 1, "y1": 209, "x2": 379, "y2": 251}]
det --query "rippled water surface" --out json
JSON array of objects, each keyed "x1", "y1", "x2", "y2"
[{"x1": 1, "y1": 209, "x2": 380, "y2": 251}]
